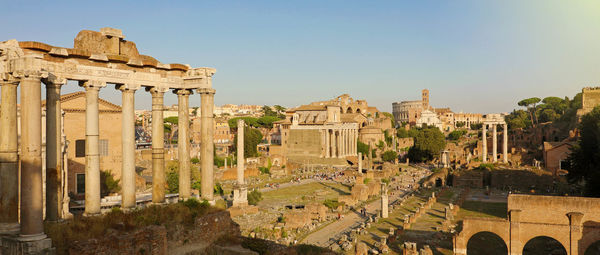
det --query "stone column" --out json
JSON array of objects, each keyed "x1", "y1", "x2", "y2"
[
  {"x1": 509, "y1": 209, "x2": 522, "y2": 254},
  {"x1": 320, "y1": 129, "x2": 325, "y2": 158},
  {"x1": 567, "y1": 212, "x2": 583, "y2": 255},
  {"x1": 233, "y1": 119, "x2": 248, "y2": 207},
  {"x1": 81, "y1": 81, "x2": 105, "y2": 215},
  {"x1": 119, "y1": 85, "x2": 137, "y2": 209},
  {"x1": 342, "y1": 130, "x2": 346, "y2": 158},
  {"x1": 325, "y1": 129, "x2": 330, "y2": 158},
  {"x1": 358, "y1": 152, "x2": 362, "y2": 174},
  {"x1": 482, "y1": 124, "x2": 487, "y2": 163},
  {"x1": 44, "y1": 76, "x2": 66, "y2": 221},
  {"x1": 0, "y1": 79, "x2": 19, "y2": 233},
  {"x1": 381, "y1": 183, "x2": 388, "y2": 218},
  {"x1": 199, "y1": 88, "x2": 216, "y2": 203},
  {"x1": 503, "y1": 123, "x2": 508, "y2": 164},
  {"x1": 20, "y1": 74, "x2": 45, "y2": 236},
  {"x1": 149, "y1": 87, "x2": 166, "y2": 204},
  {"x1": 177, "y1": 89, "x2": 192, "y2": 200},
  {"x1": 492, "y1": 124, "x2": 497, "y2": 163},
  {"x1": 331, "y1": 130, "x2": 337, "y2": 158}
]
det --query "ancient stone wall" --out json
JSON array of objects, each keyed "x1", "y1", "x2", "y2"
[{"x1": 66, "y1": 211, "x2": 240, "y2": 255}]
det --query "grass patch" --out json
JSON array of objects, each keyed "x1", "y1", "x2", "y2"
[{"x1": 458, "y1": 201, "x2": 507, "y2": 219}]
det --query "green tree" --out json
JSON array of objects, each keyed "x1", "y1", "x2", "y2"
[
  {"x1": 257, "y1": 115, "x2": 281, "y2": 129},
  {"x1": 518, "y1": 97, "x2": 541, "y2": 126},
  {"x1": 567, "y1": 106, "x2": 600, "y2": 197},
  {"x1": 357, "y1": 141, "x2": 369, "y2": 156},
  {"x1": 233, "y1": 126, "x2": 263, "y2": 158},
  {"x1": 273, "y1": 105, "x2": 286, "y2": 118},
  {"x1": 407, "y1": 126, "x2": 446, "y2": 162},
  {"x1": 455, "y1": 121, "x2": 465, "y2": 128},
  {"x1": 248, "y1": 190, "x2": 263, "y2": 205},
  {"x1": 228, "y1": 117, "x2": 259, "y2": 128},
  {"x1": 382, "y1": 150, "x2": 398, "y2": 162},
  {"x1": 261, "y1": 105, "x2": 277, "y2": 117},
  {"x1": 376, "y1": 140, "x2": 385, "y2": 150},
  {"x1": 164, "y1": 116, "x2": 179, "y2": 144},
  {"x1": 505, "y1": 110, "x2": 531, "y2": 130},
  {"x1": 447, "y1": 130, "x2": 467, "y2": 140},
  {"x1": 397, "y1": 128, "x2": 409, "y2": 138}
]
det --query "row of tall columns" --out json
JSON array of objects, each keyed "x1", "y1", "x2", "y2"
[
  {"x1": 322, "y1": 128, "x2": 358, "y2": 158},
  {"x1": 481, "y1": 123, "x2": 508, "y2": 164},
  {"x1": 0, "y1": 76, "x2": 214, "y2": 237}
]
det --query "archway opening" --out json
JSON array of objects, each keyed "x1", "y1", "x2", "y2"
[
  {"x1": 523, "y1": 236, "x2": 566, "y2": 255},
  {"x1": 466, "y1": 231, "x2": 507, "y2": 255},
  {"x1": 435, "y1": 178, "x2": 443, "y2": 187},
  {"x1": 585, "y1": 240, "x2": 600, "y2": 255},
  {"x1": 346, "y1": 107, "x2": 352, "y2": 113}
]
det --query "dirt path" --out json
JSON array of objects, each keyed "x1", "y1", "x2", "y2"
[{"x1": 301, "y1": 197, "x2": 381, "y2": 247}]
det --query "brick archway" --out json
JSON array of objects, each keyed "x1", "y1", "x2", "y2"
[
  {"x1": 522, "y1": 236, "x2": 567, "y2": 255},
  {"x1": 453, "y1": 218, "x2": 510, "y2": 255}
]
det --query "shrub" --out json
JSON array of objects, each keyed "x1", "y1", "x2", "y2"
[
  {"x1": 190, "y1": 157, "x2": 200, "y2": 164},
  {"x1": 247, "y1": 190, "x2": 263, "y2": 205},
  {"x1": 381, "y1": 178, "x2": 390, "y2": 185},
  {"x1": 166, "y1": 169, "x2": 179, "y2": 194},
  {"x1": 323, "y1": 199, "x2": 342, "y2": 210},
  {"x1": 258, "y1": 166, "x2": 270, "y2": 175},
  {"x1": 382, "y1": 150, "x2": 398, "y2": 162},
  {"x1": 363, "y1": 178, "x2": 372, "y2": 184},
  {"x1": 100, "y1": 170, "x2": 120, "y2": 196}
]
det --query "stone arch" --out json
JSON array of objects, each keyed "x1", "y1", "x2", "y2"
[
  {"x1": 356, "y1": 108, "x2": 362, "y2": 114},
  {"x1": 584, "y1": 240, "x2": 600, "y2": 255},
  {"x1": 580, "y1": 221, "x2": 600, "y2": 255},
  {"x1": 453, "y1": 218, "x2": 509, "y2": 255},
  {"x1": 466, "y1": 231, "x2": 508, "y2": 255},
  {"x1": 346, "y1": 106, "x2": 353, "y2": 113},
  {"x1": 522, "y1": 236, "x2": 567, "y2": 255}
]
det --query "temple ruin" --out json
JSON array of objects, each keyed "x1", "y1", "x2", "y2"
[{"x1": 0, "y1": 27, "x2": 216, "y2": 253}]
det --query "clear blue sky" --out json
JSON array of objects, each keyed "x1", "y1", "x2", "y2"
[{"x1": 3, "y1": 0, "x2": 598, "y2": 113}]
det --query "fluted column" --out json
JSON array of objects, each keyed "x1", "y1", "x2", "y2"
[
  {"x1": 503, "y1": 123, "x2": 508, "y2": 163},
  {"x1": 325, "y1": 129, "x2": 330, "y2": 158},
  {"x1": 177, "y1": 89, "x2": 192, "y2": 200},
  {"x1": 21, "y1": 74, "x2": 45, "y2": 235},
  {"x1": 331, "y1": 130, "x2": 337, "y2": 158},
  {"x1": 492, "y1": 124, "x2": 497, "y2": 163},
  {"x1": 44, "y1": 76, "x2": 66, "y2": 221},
  {"x1": 199, "y1": 88, "x2": 216, "y2": 202},
  {"x1": 482, "y1": 124, "x2": 487, "y2": 163},
  {"x1": 81, "y1": 81, "x2": 105, "y2": 216},
  {"x1": 0, "y1": 79, "x2": 19, "y2": 233},
  {"x1": 149, "y1": 87, "x2": 166, "y2": 204},
  {"x1": 119, "y1": 85, "x2": 137, "y2": 209}
]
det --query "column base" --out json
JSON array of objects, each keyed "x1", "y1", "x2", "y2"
[
  {"x1": 2, "y1": 234, "x2": 54, "y2": 255},
  {"x1": 83, "y1": 212, "x2": 101, "y2": 217},
  {"x1": 232, "y1": 188, "x2": 248, "y2": 207},
  {"x1": 0, "y1": 223, "x2": 20, "y2": 235}
]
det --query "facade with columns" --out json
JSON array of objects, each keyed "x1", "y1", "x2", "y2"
[
  {"x1": 481, "y1": 114, "x2": 509, "y2": 163},
  {"x1": 0, "y1": 28, "x2": 216, "y2": 252}
]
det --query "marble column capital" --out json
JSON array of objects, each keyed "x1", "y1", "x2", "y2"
[
  {"x1": 79, "y1": 80, "x2": 106, "y2": 91},
  {"x1": 174, "y1": 89, "x2": 193, "y2": 96},
  {"x1": 117, "y1": 84, "x2": 140, "y2": 92},
  {"x1": 42, "y1": 74, "x2": 67, "y2": 88},
  {"x1": 147, "y1": 86, "x2": 168, "y2": 97},
  {"x1": 197, "y1": 87, "x2": 216, "y2": 95}
]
